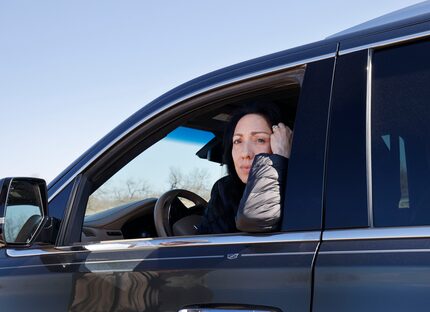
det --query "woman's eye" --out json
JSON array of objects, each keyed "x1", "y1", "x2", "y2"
[
  {"x1": 233, "y1": 139, "x2": 241, "y2": 144},
  {"x1": 257, "y1": 138, "x2": 266, "y2": 143}
]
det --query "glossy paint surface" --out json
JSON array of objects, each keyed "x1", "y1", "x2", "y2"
[
  {"x1": 1, "y1": 235, "x2": 318, "y2": 311},
  {"x1": 314, "y1": 237, "x2": 430, "y2": 312}
]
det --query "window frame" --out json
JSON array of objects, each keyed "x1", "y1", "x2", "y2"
[{"x1": 55, "y1": 60, "x2": 331, "y2": 247}]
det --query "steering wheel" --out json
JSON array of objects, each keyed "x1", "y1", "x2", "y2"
[{"x1": 153, "y1": 189, "x2": 207, "y2": 237}]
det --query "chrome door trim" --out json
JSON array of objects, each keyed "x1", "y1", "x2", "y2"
[
  {"x1": 1, "y1": 250, "x2": 316, "y2": 272},
  {"x1": 7, "y1": 231, "x2": 320, "y2": 258},
  {"x1": 241, "y1": 251, "x2": 314, "y2": 257},
  {"x1": 366, "y1": 49, "x2": 374, "y2": 227},
  {"x1": 0, "y1": 255, "x2": 225, "y2": 271},
  {"x1": 339, "y1": 29, "x2": 430, "y2": 55},
  {"x1": 323, "y1": 226, "x2": 430, "y2": 241},
  {"x1": 48, "y1": 53, "x2": 335, "y2": 202},
  {"x1": 319, "y1": 248, "x2": 430, "y2": 256}
]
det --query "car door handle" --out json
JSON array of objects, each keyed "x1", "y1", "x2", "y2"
[
  {"x1": 179, "y1": 310, "x2": 270, "y2": 312},
  {"x1": 179, "y1": 306, "x2": 280, "y2": 312},
  {"x1": 179, "y1": 310, "x2": 277, "y2": 312}
]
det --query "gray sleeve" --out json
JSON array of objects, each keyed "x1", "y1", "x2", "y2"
[{"x1": 235, "y1": 153, "x2": 288, "y2": 232}]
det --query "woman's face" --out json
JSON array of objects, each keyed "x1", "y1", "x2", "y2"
[{"x1": 232, "y1": 113, "x2": 272, "y2": 183}]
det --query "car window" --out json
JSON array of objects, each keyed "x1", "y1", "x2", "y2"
[
  {"x1": 86, "y1": 126, "x2": 226, "y2": 216},
  {"x1": 74, "y1": 70, "x2": 310, "y2": 243},
  {"x1": 372, "y1": 38, "x2": 430, "y2": 227}
]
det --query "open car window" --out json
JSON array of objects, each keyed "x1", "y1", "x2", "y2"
[
  {"x1": 77, "y1": 66, "x2": 305, "y2": 243},
  {"x1": 86, "y1": 126, "x2": 226, "y2": 216},
  {"x1": 82, "y1": 126, "x2": 228, "y2": 241}
]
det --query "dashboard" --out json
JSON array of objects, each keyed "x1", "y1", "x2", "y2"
[{"x1": 81, "y1": 198, "x2": 158, "y2": 243}]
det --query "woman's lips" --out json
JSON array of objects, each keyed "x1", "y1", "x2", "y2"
[{"x1": 240, "y1": 165, "x2": 251, "y2": 173}]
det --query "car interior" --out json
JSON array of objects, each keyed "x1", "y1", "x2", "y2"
[{"x1": 80, "y1": 66, "x2": 305, "y2": 243}]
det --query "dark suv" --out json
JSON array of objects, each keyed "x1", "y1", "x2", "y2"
[{"x1": 2, "y1": 3, "x2": 430, "y2": 311}]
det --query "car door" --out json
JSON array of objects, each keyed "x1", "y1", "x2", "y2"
[
  {"x1": 313, "y1": 36, "x2": 430, "y2": 311},
  {"x1": 0, "y1": 55, "x2": 334, "y2": 312}
]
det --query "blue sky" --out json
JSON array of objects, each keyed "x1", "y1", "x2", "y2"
[{"x1": 0, "y1": 0, "x2": 423, "y2": 182}]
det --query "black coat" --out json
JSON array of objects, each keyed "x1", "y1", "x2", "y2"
[{"x1": 198, "y1": 153, "x2": 288, "y2": 234}]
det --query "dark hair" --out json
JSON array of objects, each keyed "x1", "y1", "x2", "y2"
[{"x1": 223, "y1": 102, "x2": 282, "y2": 183}]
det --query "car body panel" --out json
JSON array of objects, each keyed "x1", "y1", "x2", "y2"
[
  {"x1": 2, "y1": 233, "x2": 318, "y2": 311},
  {"x1": 314, "y1": 233, "x2": 430, "y2": 312}
]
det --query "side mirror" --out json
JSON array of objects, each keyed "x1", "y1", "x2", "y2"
[{"x1": 0, "y1": 177, "x2": 48, "y2": 245}]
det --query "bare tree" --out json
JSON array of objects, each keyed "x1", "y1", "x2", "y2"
[
  {"x1": 87, "y1": 178, "x2": 153, "y2": 215},
  {"x1": 87, "y1": 167, "x2": 213, "y2": 216},
  {"x1": 167, "y1": 167, "x2": 211, "y2": 200},
  {"x1": 168, "y1": 167, "x2": 184, "y2": 189}
]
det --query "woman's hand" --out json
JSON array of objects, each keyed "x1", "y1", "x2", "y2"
[{"x1": 270, "y1": 123, "x2": 293, "y2": 158}]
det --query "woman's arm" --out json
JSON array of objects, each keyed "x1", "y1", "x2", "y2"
[{"x1": 235, "y1": 153, "x2": 288, "y2": 232}]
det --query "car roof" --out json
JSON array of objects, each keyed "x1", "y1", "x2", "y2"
[{"x1": 327, "y1": 1, "x2": 430, "y2": 40}]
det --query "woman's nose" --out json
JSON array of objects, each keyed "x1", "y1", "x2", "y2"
[{"x1": 241, "y1": 142, "x2": 254, "y2": 159}]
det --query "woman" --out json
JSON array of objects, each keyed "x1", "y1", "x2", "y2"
[{"x1": 198, "y1": 104, "x2": 293, "y2": 234}]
